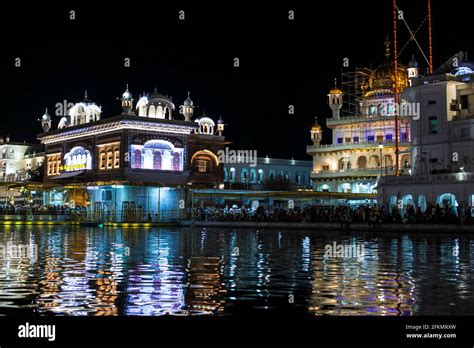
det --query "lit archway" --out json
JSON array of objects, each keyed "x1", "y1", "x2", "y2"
[
  {"x1": 318, "y1": 184, "x2": 331, "y2": 192},
  {"x1": 417, "y1": 194, "x2": 427, "y2": 213},
  {"x1": 437, "y1": 193, "x2": 458, "y2": 215},
  {"x1": 338, "y1": 183, "x2": 352, "y2": 193}
]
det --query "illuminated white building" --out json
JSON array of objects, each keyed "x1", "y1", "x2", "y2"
[
  {"x1": 307, "y1": 41, "x2": 412, "y2": 195},
  {"x1": 0, "y1": 136, "x2": 43, "y2": 182},
  {"x1": 378, "y1": 52, "x2": 474, "y2": 213},
  {"x1": 37, "y1": 86, "x2": 226, "y2": 214}
]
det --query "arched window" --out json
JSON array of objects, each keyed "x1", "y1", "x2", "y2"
[
  {"x1": 250, "y1": 169, "x2": 257, "y2": 183},
  {"x1": 156, "y1": 105, "x2": 163, "y2": 118},
  {"x1": 357, "y1": 156, "x2": 367, "y2": 169},
  {"x1": 338, "y1": 158, "x2": 345, "y2": 170},
  {"x1": 106, "y1": 150, "x2": 113, "y2": 169},
  {"x1": 113, "y1": 148, "x2": 120, "y2": 168},
  {"x1": 195, "y1": 157, "x2": 212, "y2": 173},
  {"x1": 134, "y1": 149, "x2": 142, "y2": 168},
  {"x1": 153, "y1": 151, "x2": 162, "y2": 170},
  {"x1": 224, "y1": 167, "x2": 228, "y2": 182},
  {"x1": 369, "y1": 155, "x2": 380, "y2": 168},
  {"x1": 269, "y1": 170, "x2": 275, "y2": 181},
  {"x1": 148, "y1": 105, "x2": 156, "y2": 118},
  {"x1": 258, "y1": 169, "x2": 264, "y2": 183},
  {"x1": 418, "y1": 194, "x2": 427, "y2": 213},
  {"x1": 139, "y1": 105, "x2": 147, "y2": 116},
  {"x1": 377, "y1": 103, "x2": 384, "y2": 115},
  {"x1": 241, "y1": 168, "x2": 248, "y2": 183},
  {"x1": 172, "y1": 152, "x2": 180, "y2": 171},
  {"x1": 383, "y1": 154, "x2": 393, "y2": 168},
  {"x1": 369, "y1": 104, "x2": 376, "y2": 115},
  {"x1": 99, "y1": 150, "x2": 106, "y2": 170}
]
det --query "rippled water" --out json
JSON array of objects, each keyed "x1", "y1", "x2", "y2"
[{"x1": 0, "y1": 225, "x2": 473, "y2": 316}]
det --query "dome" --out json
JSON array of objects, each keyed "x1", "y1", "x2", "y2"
[
  {"x1": 455, "y1": 66, "x2": 474, "y2": 76},
  {"x1": 143, "y1": 140, "x2": 173, "y2": 150},
  {"x1": 148, "y1": 89, "x2": 172, "y2": 102},
  {"x1": 362, "y1": 62, "x2": 408, "y2": 97},
  {"x1": 183, "y1": 91, "x2": 193, "y2": 106},
  {"x1": 184, "y1": 97, "x2": 193, "y2": 106},
  {"x1": 195, "y1": 117, "x2": 215, "y2": 127},
  {"x1": 311, "y1": 117, "x2": 321, "y2": 131},
  {"x1": 147, "y1": 89, "x2": 175, "y2": 110},
  {"x1": 329, "y1": 87, "x2": 342, "y2": 94},
  {"x1": 122, "y1": 85, "x2": 132, "y2": 100},
  {"x1": 42, "y1": 108, "x2": 51, "y2": 121}
]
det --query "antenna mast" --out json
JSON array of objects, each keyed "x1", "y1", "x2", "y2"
[
  {"x1": 393, "y1": 0, "x2": 400, "y2": 176},
  {"x1": 428, "y1": 0, "x2": 433, "y2": 74}
]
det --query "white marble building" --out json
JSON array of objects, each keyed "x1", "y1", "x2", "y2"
[
  {"x1": 378, "y1": 52, "x2": 474, "y2": 214},
  {"x1": 307, "y1": 41, "x2": 412, "y2": 195}
]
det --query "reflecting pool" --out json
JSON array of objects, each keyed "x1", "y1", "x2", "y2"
[{"x1": 0, "y1": 225, "x2": 473, "y2": 316}]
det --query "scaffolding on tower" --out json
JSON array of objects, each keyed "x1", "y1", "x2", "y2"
[{"x1": 340, "y1": 67, "x2": 372, "y2": 118}]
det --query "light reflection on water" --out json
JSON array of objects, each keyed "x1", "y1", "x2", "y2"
[{"x1": 0, "y1": 225, "x2": 473, "y2": 316}]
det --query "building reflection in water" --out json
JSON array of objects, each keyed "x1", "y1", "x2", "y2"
[
  {"x1": 125, "y1": 230, "x2": 187, "y2": 315},
  {"x1": 1, "y1": 227, "x2": 474, "y2": 316},
  {"x1": 184, "y1": 228, "x2": 227, "y2": 314},
  {"x1": 309, "y1": 236, "x2": 416, "y2": 316}
]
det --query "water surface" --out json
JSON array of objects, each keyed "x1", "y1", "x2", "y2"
[{"x1": 0, "y1": 225, "x2": 473, "y2": 316}]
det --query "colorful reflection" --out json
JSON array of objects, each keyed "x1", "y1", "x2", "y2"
[{"x1": 0, "y1": 226, "x2": 473, "y2": 316}]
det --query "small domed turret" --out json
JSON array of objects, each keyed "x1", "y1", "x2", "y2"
[
  {"x1": 310, "y1": 116, "x2": 322, "y2": 146},
  {"x1": 184, "y1": 92, "x2": 193, "y2": 107},
  {"x1": 121, "y1": 84, "x2": 134, "y2": 115},
  {"x1": 328, "y1": 78, "x2": 342, "y2": 119},
  {"x1": 122, "y1": 85, "x2": 132, "y2": 100},
  {"x1": 217, "y1": 116, "x2": 225, "y2": 136},
  {"x1": 180, "y1": 91, "x2": 195, "y2": 121},
  {"x1": 40, "y1": 108, "x2": 52, "y2": 132},
  {"x1": 408, "y1": 55, "x2": 419, "y2": 85},
  {"x1": 67, "y1": 90, "x2": 102, "y2": 127}
]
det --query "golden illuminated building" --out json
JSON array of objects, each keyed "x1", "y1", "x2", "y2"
[{"x1": 307, "y1": 39, "x2": 414, "y2": 195}]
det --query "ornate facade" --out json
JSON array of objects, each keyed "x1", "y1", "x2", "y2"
[
  {"x1": 37, "y1": 87, "x2": 226, "y2": 212},
  {"x1": 378, "y1": 52, "x2": 474, "y2": 214},
  {"x1": 307, "y1": 41, "x2": 413, "y2": 195}
]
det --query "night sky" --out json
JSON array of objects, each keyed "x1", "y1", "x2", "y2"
[{"x1": 1, "y1": 1, "x2": 472, "y2": 159}]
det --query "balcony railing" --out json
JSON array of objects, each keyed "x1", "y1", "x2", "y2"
[
  {"x1": 326, "y1": 114, "x2": 412, "y2": 126},
  {"x1": 311, "y1": 167, "x2": 397, "y2": 178},
  {"x1": 378, "y1": 172, "x2": 474, "y2": 185},
  {"x1": 307, "y1": 140, "x2": 410, "y2": 152}
]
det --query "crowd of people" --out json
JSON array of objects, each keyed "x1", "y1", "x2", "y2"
[
  {"x1": 193, "y1": 203, "x2": 474, "y2": 226},
  {"x1": 0, "y1": 204, "x2": 87, "y2": 215},
  {"x1": 1, "y1": 202, "x2": 472, "y2": 225}
]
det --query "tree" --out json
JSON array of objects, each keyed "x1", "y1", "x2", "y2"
[{"x1": 26, "y1": 162, "x2": 44, "y2": 182}]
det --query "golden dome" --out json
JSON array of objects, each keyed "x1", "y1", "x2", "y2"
[
  {"x1": 362, "y1": 62, "x2": 408, "y2": 97},
  {"x1": 329, "y1": 87, "x2": 343, "y2": 94},
  {"x1": 311, "y1": 116, "x2": 321, "y2": 131}
]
